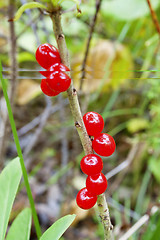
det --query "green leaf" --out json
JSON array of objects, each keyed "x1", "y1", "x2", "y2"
[
  {"x1": 127, "y1": 118, "x2": 149, "y2": 133},
  {"x1": 12, "y1": 2, "x2": 47, "y2": 21},
  {"x1": 18, "y1": 52, "x2": 35, "y2": 63},
  {"x1": 150, "y1": 216, "x2": 160, "y2": 240},
  {"x1": 40, "y1": 214, "x2": 76, "y2": 240},
  {"x1": 102, "y1": 0, "x2": 160, "y2": 21},
  {"x1": 149, "y1": 157, "x2": 160, "y2": 182},
  {"x1": 0, "y1": 157, "x2": 22, "y2": 240},
  {"x1": 6, "y1": 208, "x2": 32, "y2": 240}
]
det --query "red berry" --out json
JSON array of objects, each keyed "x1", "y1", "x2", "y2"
[
  {"x1": 80, "y1": 154, "x2": 103, "y2": 175},
  {"x1": 86, "y1": 173, "x2": 108, "y2": 195},
  {"x1": 46, "y1": 71, "x2": 71, "y2": 92},
  {"x1": 92, "y1": 133, "x2": 116, "y2": 157},
  {"x1": 40, "y1": 63, "x2": 70, "y2": 77},
  {"x1": 76, "y1": 187, "x2": 97, "y2": 210},
  {"x1": 40, "y1": 79, "x2": 60, "y2": 96},
  {"x1": 36, "y1": 43, "x2": 61, "y2": 69},
  {"x1": 83, "y1": 112, "x2": 104, "y2": 136}
]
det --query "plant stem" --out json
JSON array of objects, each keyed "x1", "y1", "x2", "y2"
[
  {"x1": 50, "y1": 9, "x2": 113, "y2": 240},
  {"x1": 97, "y1": 194, "x2": 113, "y2": 239},
  {"x1": 50, "y1": 10, "x2": 93, "y2": 155},
  {"x1": 0, "y1": 0, "x2": 17, "y2": 168},
  {"x1": 146, "y1": 0, "x2": 160, "y2": 36},
  {"x1": 0, "y1": 63, "x2": 42, "y2": 239},
  {"x1": 80, "y1": 0, "x2": 102, "y2": 90}
]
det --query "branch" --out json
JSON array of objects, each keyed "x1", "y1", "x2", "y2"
[
  {"x1": 106, "y1": 143, "x2": 139, "y2": 180},
  {"x1": 146, "y1": 0, "x2": 160, "y2": 36},
  {"x1": 23, "y1": 96, "x2": 52, "y2": 157},
  {"x1": 50, "y1": 10, "x2": 92, "y2": 155},
  {"x1": 0, "y1": 0, "x2": 18, "y2": 167},
  {"x1": 50, "y1": 8, "x2": 113, "y2": 240},
  {"x1": 80, "y1": 0, "x2": 102, "y2": 90},
  {"x1": 119, "y1": 206, "x2": 158, "y2": 240}
]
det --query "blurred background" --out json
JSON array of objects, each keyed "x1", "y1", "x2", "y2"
[{"x1": 0, "y1": 0, "x2": 160, "y2": 239}]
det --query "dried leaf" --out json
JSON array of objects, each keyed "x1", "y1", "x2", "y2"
[
  {"x1": 72, "y1": 40, "x2": 133, "y2": 93},
  {"x1": 17, "y1": 79, "x2": 41, "y2": 105}
]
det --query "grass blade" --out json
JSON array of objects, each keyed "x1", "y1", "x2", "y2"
[{"x1": 0, "y1": 157, "x2": 22, "y2": 240}]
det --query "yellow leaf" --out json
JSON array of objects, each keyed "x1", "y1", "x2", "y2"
[
  {"x1": 127, "y1": 118, "x2": 149, "y2": 133},
  {"x1": 17, "y1": 79, "x2": 41, "y2": 105},
  {"x1": 72, "y1": 39, "x2": 133, "y2": 93}
]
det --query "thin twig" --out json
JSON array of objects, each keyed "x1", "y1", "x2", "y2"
[
  {"x1": 0, "y1": 0, "x2": 18, "y2": 167},
  {"x1": 146, "y1": 0, "x2": 160, "y2": 36},
  {"x1": 20, "y1": 0, "x2": 41, "y2": 45},
  {"x1": 58, "y1": 94, "x2": 69, "y2": 187},
  {"x1": 39, "y1": 14, "x2": 50, "y2": 43},
  {"x1": 107, "y1": 143, "x2": 139, "y2": 196},
  {"x1": 108, "y1": 197, "x2": 140, "y2": 221},
  {"x1": 16, "y1": 15, "x2": 40, "y2": 40},
  {"x1": 80, "y1": 0, "x2": 102, "y2": 90},
  {"x1": 106, "y1": 143, "x2": 139, "y2": 180},
  {"x1": 23, "y1": 96, "x2": 52, "y2": 157},
  {"x1": 17, "y1": 100, "x2": 68, "y2": 136},
  {"x1": 50, "y1": 8, "x2": 113, "y2": 240},
  {"x1": 119, "y1": 206, "x2": 158, "y2": 240}
]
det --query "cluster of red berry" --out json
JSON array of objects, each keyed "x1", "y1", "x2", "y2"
[
  {"x1": 35, "y1": 43, "x2": 71, "y2": 97},
  {"x1": 76, "y1": 112, "x2": 116, "y2": 210}
]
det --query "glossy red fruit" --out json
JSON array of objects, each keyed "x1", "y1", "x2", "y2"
[
  {"x1": 46, "y1": 71, "x2": 71, "y2": 92},
  {"x1": 86, "y1": 173, "x2": 108, "y2": 196},
  {"x1": 76, "y1": 187, "x2": 97, "y2": 210},
  {"x1": 36, "y1": 43, "x2": 61, "y2": 69},
  {"x1": 83, "y1": 112, "x2": 104, "y2": 136},
  {"x1": 40, "y1": 63, "x2": 70, "y2": 77},
  {"x1": 80, "y1": 154, "x2": 103, "y2": 175},
  {"x1": 40, "y1": 79, "x2": 60, "y2": 97},
  {"x1": 92, "y1": 133, "x2": 116, "y2": 157}
]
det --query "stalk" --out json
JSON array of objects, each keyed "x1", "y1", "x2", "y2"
[{"x1": 50, "y1": 9, "x2": 113, "y2": 240}]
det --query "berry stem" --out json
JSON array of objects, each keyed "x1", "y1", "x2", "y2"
[
  {"x1": 97, "y1": 194, "x2": 113, "y2": 240},
  {"x1": 50, "y1": 10, "x2": 92, "y2": 155},
  {"x1": 50, "y1": 9, "x2": 113, "y2": 240}
]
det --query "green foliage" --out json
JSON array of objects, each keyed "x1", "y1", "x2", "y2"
[
  {"x1": 127, "y1": 118, "x2": 149, "y2": 133},
  {"x1": 13, "y1": 2, "x2": 47, "y2": 21},
  {"x1": 149, "y1": 157, "x2": 160, "y2": 183},
  {"x1": 6, "y1": 208, "x2": 32, "y2": 240},
  {"x1": 18, "y1": 52, "x2": 35, "y2": 63},
  {"x1": 40, "y1": 215, "x2": 76, "y2": 240},
  {"x1": 102, "y1": 0, "x2": 160, "y2": 21},
  {"x1": 0, "y1": 157, "x2": 22, "y2": 240}
]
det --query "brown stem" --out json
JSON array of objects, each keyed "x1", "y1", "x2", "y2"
[
  {"x1": 50, "y1": 10, "x2": 93, "y2": 155},
  {"x1": 146, "y1": 0, "x2": 160, "y2": 36},
  {"x1": 0, "y1": 0, "x2": 17, "y2": 167},
  {"x1": 97, "y1": 194, "x2": 113, "y2": 239},
  {"x1": 50, "y1": 8, "x2": 113, "y2": 240},
  {"x1": 80, "y1": 0, "x2": 102, "y2": 90}
]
